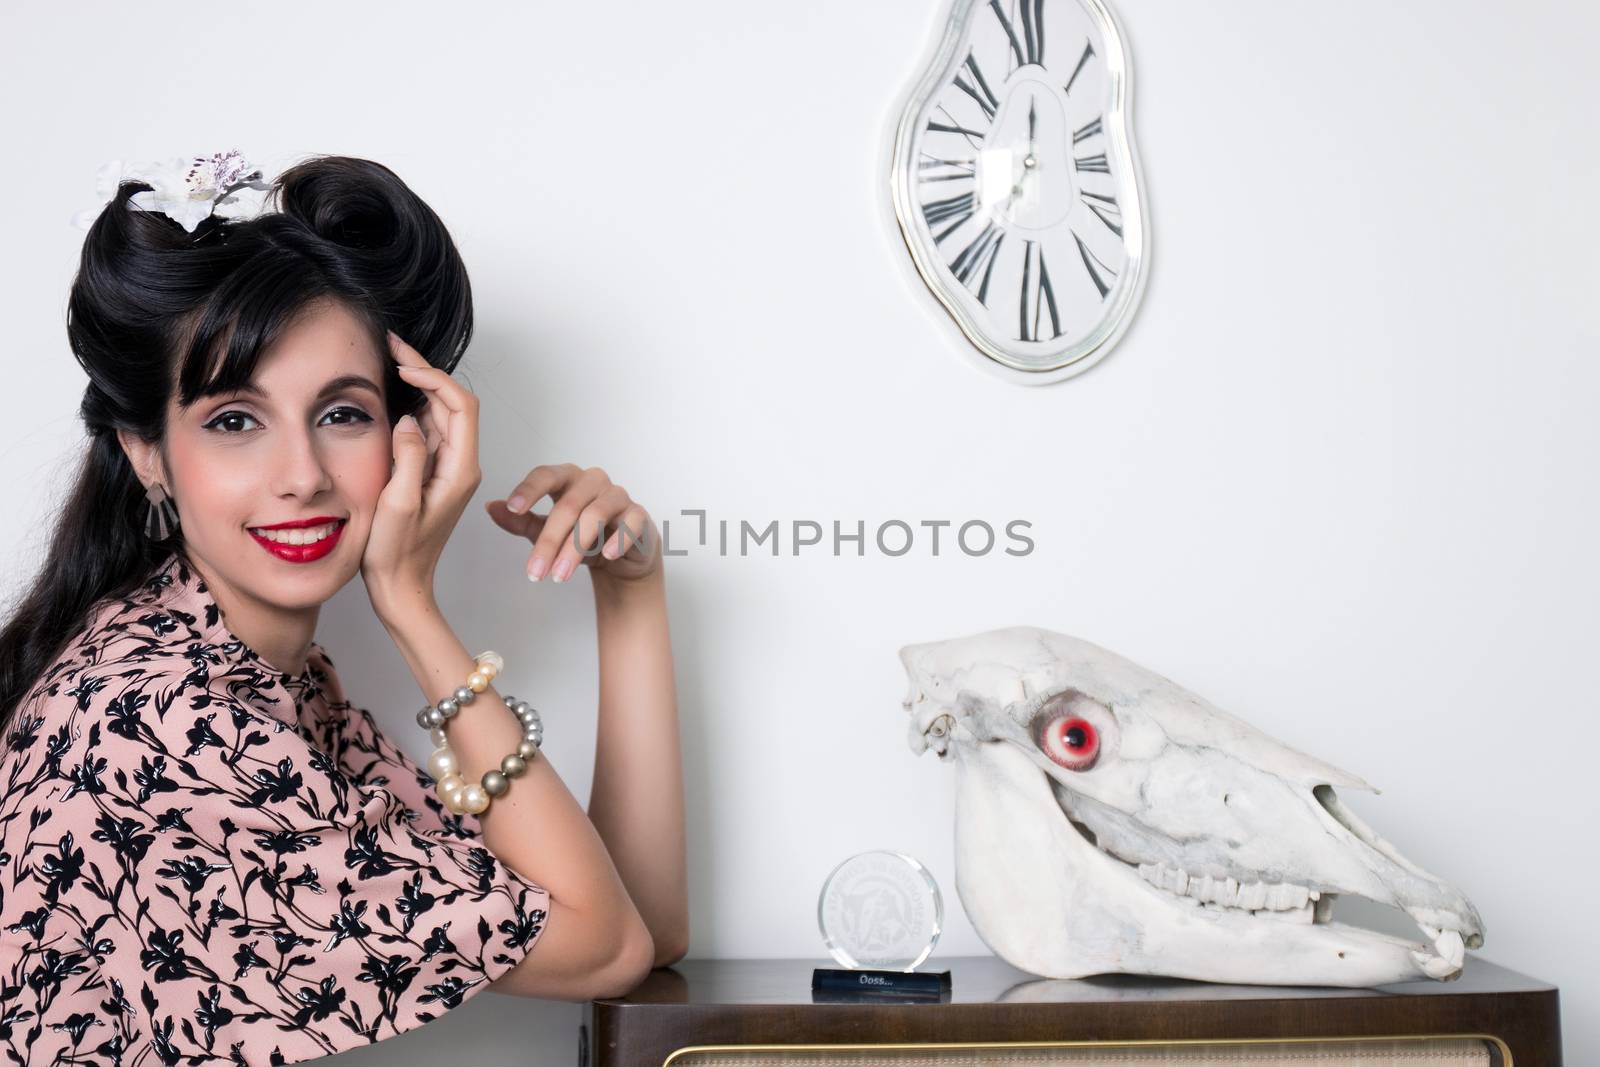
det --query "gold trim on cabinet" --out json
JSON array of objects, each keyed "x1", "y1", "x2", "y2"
[{"x1": 661, "y1": 1033, "x2": 1513, "y2": 1067}]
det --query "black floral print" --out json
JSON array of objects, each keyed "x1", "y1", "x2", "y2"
[{"x1": 0, "y1": 551, "x2": 550, "y2": 1065}]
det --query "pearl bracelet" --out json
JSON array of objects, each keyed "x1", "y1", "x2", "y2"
[{"x1": 413, "y1": 650, "x2": 544, "y2": 816}]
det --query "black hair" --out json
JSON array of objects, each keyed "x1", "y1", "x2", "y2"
[{"x1": 0, "y1": 154, "x2": 473, "y2": 734}]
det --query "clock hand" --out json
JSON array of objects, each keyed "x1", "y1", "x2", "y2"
[
  {"x1": 1020, "y1": 95, "x2": 1040, "y2": 190},
  {"x1": 1003, "y1": 100, "x2": 1041, "y2": 212}
]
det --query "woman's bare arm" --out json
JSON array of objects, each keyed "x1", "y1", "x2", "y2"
[
  {"x1": 586, "y1": 565, "x2": 688, "y2": 967},
  {"x1": 379, "y1": 595, "x2": 654, "y2": 1001}
]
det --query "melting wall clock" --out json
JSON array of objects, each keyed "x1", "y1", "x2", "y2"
[{"x1": 890, "y1": 0, "x2": 1148, "y2": 382}]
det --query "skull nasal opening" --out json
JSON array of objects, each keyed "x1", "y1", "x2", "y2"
[{"x1": 1313, "y1": 783, "x2": 1375, "y2": 848}]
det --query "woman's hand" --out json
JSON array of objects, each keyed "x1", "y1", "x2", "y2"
[
  {"x1": 485, "y1": 465, "x2": 662, "y2": 585},
  {"x1": 360, "y1": 330, "x2": 480, "y2": 621}
]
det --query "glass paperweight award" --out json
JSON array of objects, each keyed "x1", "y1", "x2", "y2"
[{"x1": 813, "y1": 850, "x2": 947, "y2": 998}]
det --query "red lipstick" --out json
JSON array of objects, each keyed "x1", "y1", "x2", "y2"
[{"x1": 248, "y1": 516, "x2": 347, "y2": 563}]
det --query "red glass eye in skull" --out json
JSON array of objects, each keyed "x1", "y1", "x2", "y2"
[{"x1": 1035, "y1": 710, "x2": 1100, "y2": 771}]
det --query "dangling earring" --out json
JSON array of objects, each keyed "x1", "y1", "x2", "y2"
[{"x1": 143, "y1": 481, "x2": 180, "y2": 540}]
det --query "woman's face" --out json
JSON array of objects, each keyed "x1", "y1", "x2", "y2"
[{"x1": 160, "y1": 299, "x2": 392, "y2": 615}]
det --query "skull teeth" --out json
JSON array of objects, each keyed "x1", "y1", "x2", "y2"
[
  {"x1": 1137, "y1": 862, "x2": 1469, "y2": 971},
  {"x1": 1136, "y1": 862, "x2": 1317, "y2": 921},
  {"x1": 1417, "y1": 923, "x2": 1466, "y2": 970}
]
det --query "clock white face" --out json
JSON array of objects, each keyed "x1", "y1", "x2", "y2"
[{"x1": 891, "y1": 0, "x2": 1147, "y2": 379}]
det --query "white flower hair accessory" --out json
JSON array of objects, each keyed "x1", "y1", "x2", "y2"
[{"x1": 70, "y1": 150, "x2": 274, "y2": 233}]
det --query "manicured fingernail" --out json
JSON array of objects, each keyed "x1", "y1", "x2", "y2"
[
  {"x1": 508, "y1": 494, "x2": 527, "y2": 513},
  {"x1": 528, "y1": 556, "x2": 548, "y2": 581},
  {"x1": 553, "y1": 559, "x2": 573, "y2": 582}
]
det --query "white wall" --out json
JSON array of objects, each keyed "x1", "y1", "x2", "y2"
[{"x1": 2, "y1": 0, "x2": 1595, "y2": 1060}]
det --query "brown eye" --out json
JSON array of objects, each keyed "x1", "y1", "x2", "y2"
[
  {"x1": 324, "y1": 405, "x2": 374, "y2": 427},
  {"x1": 1036, "y1": 712, "x2": 1100, "y2": 771},
  {"x1": 202, "y1": 411, "x2": 260, "y2": 433}
]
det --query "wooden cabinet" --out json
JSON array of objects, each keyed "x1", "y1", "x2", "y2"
[{"x1": 583, "y1": 956, "x2": 1561, "y2": 1066}]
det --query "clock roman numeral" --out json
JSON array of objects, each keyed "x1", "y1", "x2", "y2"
[
  {"x1": 949, "y1": 222, "x2": 1006, "y2": 306},
  {"x1": 1063, "y1": 41, "x2": 1095, "y2": 96},
  {"x1": 990, "y1": 0, "x2": 1047, "y2": 70},
  {"x1": 1080, "y1": 190, "x2": 1123, "y2": 237},
  {"x1": 919, "y1": 153, "x2": 976, "y2": 184},
  {"x1": 952, "y1": 50, "x2": 1001, "y2": 120},
  {"x1": 1072, "y1": 117, "x2": 1103, "y2": 145},
  {"x1": 927, "y1": 119, "x2": 989, "y2": 141},
  {"x1": 1019, "y1": 240, "x2": 1064, "y2": 342},
  {"x1": 922, "y1": 191, "x2": 976, "y2": 242},
  {"x1": 1020, "y1": 0, "x2": 1046, "y2": 67},
  {"x1": 1073, "y1": 231, "x2": 1118, "y2": 299},
  {"x1": 1074, "y1": 153, "x2": 1111, "y2": 174},
  {"x1": 927, "y1": 103, "x2": 989, "y2": 149}
]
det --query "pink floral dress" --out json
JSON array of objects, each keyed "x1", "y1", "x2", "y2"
[{"x1": 0, "y1": 551, "x2": 551, "y2": 1065}]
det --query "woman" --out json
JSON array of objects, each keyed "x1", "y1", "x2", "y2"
[{"x1": 0, "y1": 154, "x2": 686, "y2": 1064}]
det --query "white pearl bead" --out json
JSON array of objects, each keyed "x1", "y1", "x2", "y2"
[
  {"x1": 436, "y1": 772, "x2": 465, "y2": 804},
  {"x1": 427, "y1": 746, "x2": 458, "y2": 780},
  {"x1": 430, "y1": 726, "x2": 449, "y2": 749},
  {"x1": 460, "y1": 783, "x2": 490, "y2": 814},
  {"x1": 478, "y1": 651, "x2": 503, "y2": 676},
  {"x1": 443, "y1": 785, "x2": 470, "y2": 814},
  {"x1": 467, "y1": 671, "x2": 489, "y2": 692}
]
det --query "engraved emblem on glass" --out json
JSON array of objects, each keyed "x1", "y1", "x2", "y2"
[{"x1": 817, "y1": 850, "x2": 943, "y2": 971}]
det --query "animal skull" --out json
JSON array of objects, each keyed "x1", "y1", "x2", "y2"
[{"x1": 899, "y1": 626, "x2": 1484, "y2": 986}]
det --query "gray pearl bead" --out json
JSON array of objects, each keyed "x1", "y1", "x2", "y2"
[
  {"x1": 518, "y1": 710, "x2": 541, "y2": 728},
  {"x1": 482, "y1": 771, "x2": 509, "y2": 797},
  {"x1": 437, "y1": 697, "x2": 458, "y2": 718},
  {"x1": 514, "y1": 700, "x2": 534, "y2": 717},
  {"x1": 501, "y1": 754, "x2": 527, "y2": 777},
  {"x1": 500, "y1": 694, "x2": 516, "y2": 707},
  {"x1": 425, "y1": 707, "x2": 444, "y2": 728},
  {"x1": 454, "y1": 685, "x2": 475, "y2": 705},
  {"x1": 416, "y1": 708, "x2": 434, "y2": 730},
  {"x1": 517, "y1": 740, "x2": 541, "y2": 760}
]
